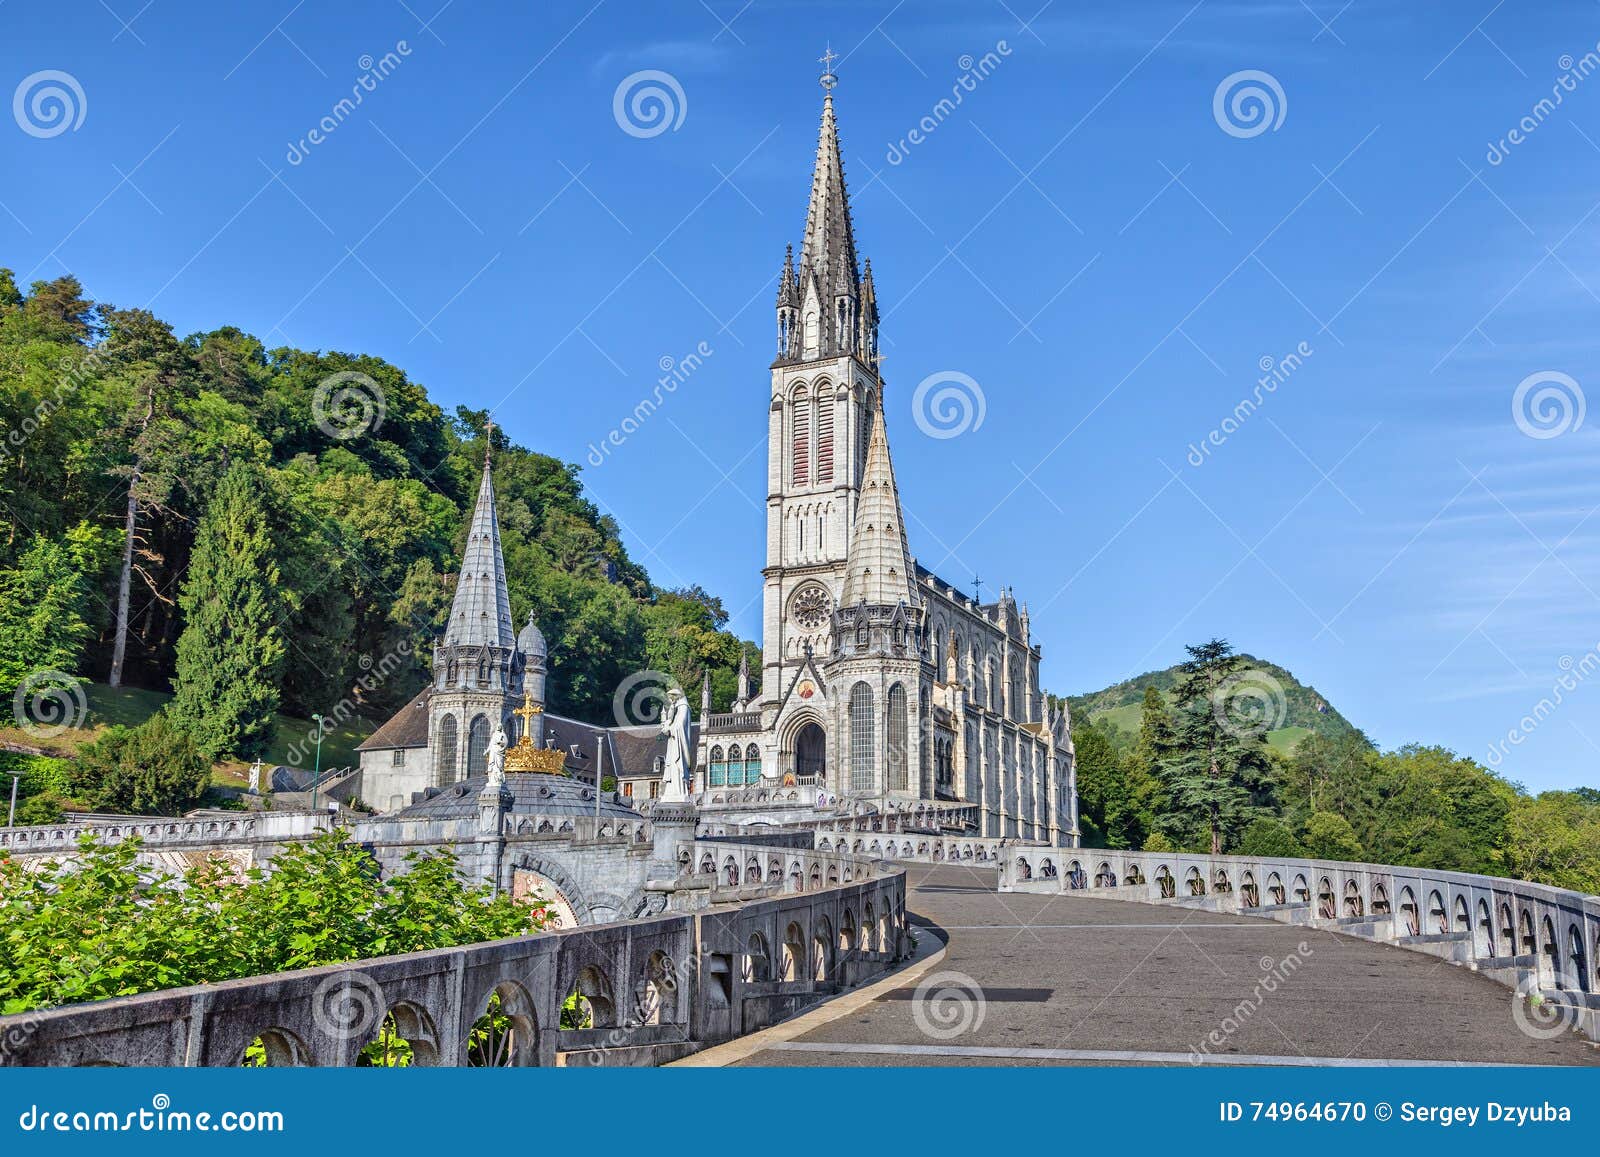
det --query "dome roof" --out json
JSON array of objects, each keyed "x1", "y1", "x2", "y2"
[{"x1": 517, "y1": 611, "x2": 547, "y2": 657}]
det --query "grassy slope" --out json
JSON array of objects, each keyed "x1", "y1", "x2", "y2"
[{"x1": 0, "y1": 682, "x2": 375, "y2": 789}]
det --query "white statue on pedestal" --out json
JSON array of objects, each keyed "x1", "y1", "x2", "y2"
[
  {"x1": 247, "y1": 759, "x2": 263, "y2": 795},
  {"x1": 486, "y1": 724, "x2": 508, "y2": 787},
  {"x1": 658, "y1": 687, "x2": 692, "y2": 803}
]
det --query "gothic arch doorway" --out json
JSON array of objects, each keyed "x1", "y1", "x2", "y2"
[{"x1": 794, "y1": 721, "x2": 826, "y2": 783}]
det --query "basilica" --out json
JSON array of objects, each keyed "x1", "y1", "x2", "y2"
[{"x1": 357, "y1": 68, "x2": 1079, "y2": 848}]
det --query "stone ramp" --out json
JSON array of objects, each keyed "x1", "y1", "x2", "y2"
[{"x1": 736, "y1": 863, "x2": 1600, "y2": 1067}]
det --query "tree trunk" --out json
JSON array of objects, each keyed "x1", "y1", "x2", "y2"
[{"x1": 108, "y1": 460, "x2": 139, "y2": 688}]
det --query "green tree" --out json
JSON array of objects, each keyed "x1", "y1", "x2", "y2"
[
  {"x1": 1073, "y1": 718, "x2": 1138, "y2": 848},
  {"x1": 71, "y1": 714, "x2": 211, "y2": 816},
  {"x1": 167, "y1": 463, "x2": 286, "y2": 758},
  {"x1": 0, "y1": 524, "x2": 110, "y2": 696},
  {"x1": 1504, "y1": 790, "x2": 1600, "y2": 894},
  {"x1": 1302, "y1": 811, "x2": 1363, "y2": 862},
  {"x1": 1237, "y1": 817, "x2": 1302, "y2": 857},
  {"x1": 1155, "y1": 639, "x2": 1273, "y2": 854}
]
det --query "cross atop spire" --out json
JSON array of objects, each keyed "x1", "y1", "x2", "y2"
[
  {"x1": 819, "y1": 44, "x2": 839, "y2": 91},
  {"x1": 484, "y1": 418, "x2": 495, "y2": 465}
]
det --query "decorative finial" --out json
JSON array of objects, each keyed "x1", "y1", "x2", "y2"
[{"x1": 819, "y1": 44, "x2": 839, "y2": 92}]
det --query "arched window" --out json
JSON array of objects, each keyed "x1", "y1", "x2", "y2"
[
  {"x1": 708, "y1": 745, "x2": 726, "y2": 788},
  {"x1": 802, "y1": 310, "x2": 819, "y2": 357},
  {"x1": 850, "y1": 682, "x2": 875, "y2": 794},
  {"x1": 435, "y1": 714, "x2": 458, "y2": 786},
  {"x1": 791, "y1": 385, "x2": 810, "y2": 486},
  {"x1": 815, "y1": 390, "x2": 834, "y2": 483},
  {"x1": 466, "y1": 714, "x2": 490, "y2": 779},
  {"x1": 886, "y1": 683, "x2": 908, "y2": 792},
  {"x1": 743, "y1": 743, "x2": 761, "y2": 786},
  {"x1": 858, "y1": 397, "x2": 873, "y2": 473}
]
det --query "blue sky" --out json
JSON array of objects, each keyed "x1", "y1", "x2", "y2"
[{"x1": 4, "y1": 1, "x2": 1599, "y2": 791}]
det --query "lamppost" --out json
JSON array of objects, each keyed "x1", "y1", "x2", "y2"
[
  {"x1": 310, "y1": 713, "x2": 325, "y2": 811},
  {"x1": 6, "y1": 770, "x2": 20, "y2": 828}
]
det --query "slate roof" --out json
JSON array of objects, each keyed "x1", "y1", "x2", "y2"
[
  {"x1": 394, "y1": 772, "x2": 641, "y2": 820},
  {"x1": 358, "y1": 687, "x2": 699, "y2": 778},
  {"x1": 356, "y1": 687, "x2": 432, "y2": 751}
]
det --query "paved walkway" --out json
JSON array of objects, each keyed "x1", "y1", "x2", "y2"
[{"x1": 737, "y1": 863, "x2": 1600, "y2": 1067}]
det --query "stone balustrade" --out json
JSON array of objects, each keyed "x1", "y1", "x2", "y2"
[
  {"x1": 0, "y1": 811, "x2": 335, "y2": 855},
  {"x1": 1000, "y1": 845, "x2": 1600, "y2": 1042},
  {"x1": 0, "y1": 850, "x2": 908, "y2": 1067}
]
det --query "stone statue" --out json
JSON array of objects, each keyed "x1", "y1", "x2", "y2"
[
  {"x1": 247, "y1": 759, "x2": 263, "y2": 796},
  {"x1": 486, "y1": 724, "x2": 508, "y2": 786},
  {"x1": 658, "y1": 687, "x2": 692, "y2": 803}
]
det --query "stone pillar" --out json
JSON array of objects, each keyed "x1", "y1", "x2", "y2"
[
  {"x1": 477, "y1": 782, "x2": 512, "y2": 894},
  {"x1": 647, "y1": 802, "x2": 700, "y2": 883}
]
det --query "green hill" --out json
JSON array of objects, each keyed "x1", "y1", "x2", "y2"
[{"x1": 1062, "y1": 654, "x2": 1362, "y2": 755}]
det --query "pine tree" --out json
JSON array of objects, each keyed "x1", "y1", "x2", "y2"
[
  {"x1": 1155, "y1": 639, "x2": 1271, "y2": 854},
  {"x1": 167, "y1": 464, "x2": 285, "y2": 758},
  {"x1": 0, "y1": 529, "x2": 97, "y2": 696}
]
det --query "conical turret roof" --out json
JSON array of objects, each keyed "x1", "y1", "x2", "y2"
[
  {"x1": 444, "y1": 456, "x2": 514, "y2": 648},
  {"x1": 841, "y1": 404, "x2": 916, "y2": 607}
]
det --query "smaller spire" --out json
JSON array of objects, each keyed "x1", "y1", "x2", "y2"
[{"x1": 736, "y1": 649, "x2": 752, "y2": 704}]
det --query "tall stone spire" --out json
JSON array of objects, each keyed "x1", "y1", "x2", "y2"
[
  {"x1": 782, "y1": 48, "x2": 874, "y2": 360},
  {"x1": 841, "y1": 402, "x2": 916, "y2": 608},
  {"x1": 444, "y1": 455, "x2": 514, "y2": 649}
]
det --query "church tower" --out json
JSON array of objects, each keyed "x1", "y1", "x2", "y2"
[
  {"x1": 427, "y1": 447, "x2": 548, "y2": 785},
  {"x1": 756, "y1": 53, "x2": 928, "y2": 804},
  {"x1": 762, "y1": 52, "x2": 883, "y2": 708}
]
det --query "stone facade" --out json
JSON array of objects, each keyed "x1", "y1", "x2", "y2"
[{"x1": 698, "y1": 74, "x2": 1078, "y2": 845}]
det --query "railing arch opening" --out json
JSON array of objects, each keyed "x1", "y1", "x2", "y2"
[
  {"x1": 1317, "y1": 877, "x2": 1336, "y2": 919},
  {"x1": 239, "y1": 1028, "x2": 309, "y2": 1067},
  {"x1": 1474, "y1": 899, "x2": 1494, "y2": 958},
  {"x1": 1156, "y1": 865, "x2": 1176, "y2": 899},
  {"x1": 1267, "y1": 872, "x2": 1286, "y2": 906},
  {"x1": 1427, "y1": 890, "x2": 1447, "y2": 935},
  {"x1": 1185, "y1": 867, "x2": 1206, "y2": 896},
  {"x1": 1398, "y1": 887, "x2": 1420, "y2": 936},
  {"x1": 561, "y1": 966, "x2": 617, "y2": 1032},
  {"x1": 467, "y1": 982, "x2": 538, "y2": 1067},
  {"x1": 1343, "y1": 879, "x2": 1363, "y2": 918}
]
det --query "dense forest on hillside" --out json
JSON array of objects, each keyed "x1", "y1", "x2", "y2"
[
  {"x1": 1066, "y1": 642, "x2": 1600, "y2": 894},
  {"x1": 0, "y1": 269, "x2": 754, "y2": 775}
]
